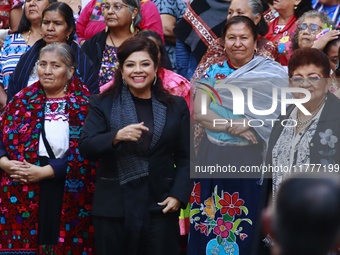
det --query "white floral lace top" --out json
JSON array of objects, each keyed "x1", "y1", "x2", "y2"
[{"x1": 272, "y1": 106, "x2": 324, "y2": 196}]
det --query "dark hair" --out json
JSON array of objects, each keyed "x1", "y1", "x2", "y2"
[
  {"x1": 16, "y1": 0, "x2": 57, "y2": 34},
  {"x1": 222, "y1": 16, "x2": 258, "y2": 42},
  {"x1": 336, "y1": 46, "x2": 340, "y2": 77},
  {"x1": 288, "y1": 48, "x2": 330, "y2": 78},
  {"x1": 42, "y1": 2, "x2": 75, "y2": 44},
  {"x1": 292, "y1": 10, "x2": 334, "y2": 50},
  {"x1": 274, "y1": 176, "x2": 340, "y2": 255},
  {"x1": 135, "y1": 30, "x2": 173, "y2": 70},
  {"x1": 248, "y1": 0, "x2": 269, "y2": 36},
  {"x1": 104, "y1": 36, "x2": 172, "y2": 104},
  {"x1": 122, "y1": 0, "x2": 141, "y2": 27},
  {"x1": 294, "y1": 0, "x2": 313, "y2": 20}
]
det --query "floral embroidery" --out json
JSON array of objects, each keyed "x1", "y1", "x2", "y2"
[
  {"x1": 190, "y1": 185, "x2": 252, "y2": 255},
  {"x1": 319, "y1": 128, "x2": 338, "y2": 165},
  {"x1": 189, "y1": 182, "x2": 201, "y2": 204}
]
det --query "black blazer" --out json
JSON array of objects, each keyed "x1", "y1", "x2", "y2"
[{"x1": 79, "y1": 92, "x2": 193, "y2": 217}]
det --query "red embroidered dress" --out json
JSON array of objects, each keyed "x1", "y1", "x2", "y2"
[{"x1": 0, "y1": 77, "x2": 96, "y2": 254}]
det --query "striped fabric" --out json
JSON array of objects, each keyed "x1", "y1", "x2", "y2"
[{"x1": 0, "y1": 33, "x2": 30, "y2": 92}]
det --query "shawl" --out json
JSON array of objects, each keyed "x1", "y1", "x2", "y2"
[
  {"x1": 7, "y1": 39, "x2": 99, "y2": 102},
  {"x1": 192, "y1": 37, "x2": 278, "y2": 80},
  {"x1": 264, "y1": 15, "x2": 297, "y2": 66},
  {"x1": 0, "y1": 77, "x2": 96, "y2": 254},
  {"x1": 110, "y1": 85, "x2": 166, "y2": 185},
  {"x1": 214, "y1": 56, "x2": 289, "y2": 144},
  {"x1": 173, "y1": 0, "x2": 230, "y2": 62}
]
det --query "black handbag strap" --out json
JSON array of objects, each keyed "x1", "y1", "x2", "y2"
[{"x1": 40, "y1": 121, "x2": 56, "y2": 159}]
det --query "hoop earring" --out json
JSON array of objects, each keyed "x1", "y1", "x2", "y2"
[
  {"x1": 130, "y1": 17, "x2": 135, "y2": 34},
  {"x1": 152, "y1": 76, "x2": 157, "y2": 86}
]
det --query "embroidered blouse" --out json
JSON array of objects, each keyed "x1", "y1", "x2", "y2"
[{"x1": 38, "y1": 98, "x2": 69, "y2": 159}]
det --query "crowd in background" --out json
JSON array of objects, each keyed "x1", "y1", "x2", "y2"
[{"x1": 0, "y1": 0, "x2": 339, "y2": 254}]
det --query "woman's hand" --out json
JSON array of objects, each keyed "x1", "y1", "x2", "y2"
[
  {"x1": 10, "y1": 160, "x2": 54, "y2": 183},
  {"x1": 239, "y1": 130, "x2": 258, "y2": 144},
  {"x1": 113, "y1": 122, "x2": 149, "y2": 144},
  {"x1": 312, "y1": 30, "x2": 340, "y2": 50},
  {"x1": 0, "y1": 156, "x2": 25, "y2": 175},
  {"x1": 226, "y1": 118, "x2": 250, "y2": 136},
  {"x1": 158, "y1": 196, "x2": 181, "y2": 214}
]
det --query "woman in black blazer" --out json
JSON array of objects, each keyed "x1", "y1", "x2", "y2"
[{"x1": 79, "y1": 36, "x2": 192, "y2": 255}]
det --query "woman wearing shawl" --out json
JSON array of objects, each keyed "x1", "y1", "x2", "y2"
[
  {"x1": 187, "y1": 16, "x2": 288, "y2": 255},
  {"x1": 0, "y1": 43, "x2": 96, "y2": 254},
  {"x1": 6, "y1": 2, "x2": 99, "y2": 103},
  {"x1": 79, "y1": 36, "x2": 192, "y2": 254},
  {"x1": 264, "y1": 0, "x2": 312, "y2": 66},
  {"x1": 192, "y1": 0, "x2": 278, "y2": 80}
]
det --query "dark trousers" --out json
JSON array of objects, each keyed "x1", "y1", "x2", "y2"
[{"x1": 93, "y1": 212, "x2": 180, "y2": 255}]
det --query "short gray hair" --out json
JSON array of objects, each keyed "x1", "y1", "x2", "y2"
[
  {"x1": 39, "y1": 43, "x2": 76, "y2": 76},
  {"x1": 124, "y1": 0, "x2": 142, "y2": 27},
  {"x1": 292, "y1": 10, "x2": 334, "y2": 50}
]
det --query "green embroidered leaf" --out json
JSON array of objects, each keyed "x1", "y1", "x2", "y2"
[
  {"x1": 217, "y1": 235, "x2": 223, "y2": 245},
  {"x1": 228, "y1": 231, "x2": 236, "y2": 242},
  {"x1": 240, "y1": 206, "x2": 249, "y2": 215},
  {"x1": 232, "y1": 218, "x2": 253, "y2": 232},
  {"x1": 190, "y1": 208, "x2": 201, "y2": 218},
  {"x1": 223, "y1": 213, "x2": 233, "y2": 222}
]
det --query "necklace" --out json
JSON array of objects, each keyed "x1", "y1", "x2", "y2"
[
  {"x1": 296, "y1": 97, "x2": 326, "y2": 127},
  {"x1": 108, "y1": 33, "x2": 118, "y2": 59},
  {"x1": 25, "y1": 29, "x2": 31, "y2": 44}
]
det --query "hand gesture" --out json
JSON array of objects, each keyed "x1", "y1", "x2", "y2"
[
  {"x1": 114, "y1": 122, "x2": 149, "y2": 144},
  {"x1": 158, "y1": 196, "x2": 181, "y2": 214}
]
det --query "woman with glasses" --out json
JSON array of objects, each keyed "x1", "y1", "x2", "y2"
[
  {"x1": 292, "y1": 10, "x2": 339, "y2": 51},
  {"x1": 266, "y1": 48, "x2": 340, "y2": 196},
  {"x1": 264, "y1": 0, "x2": 312, "y2": 66},
  {"x1": 76, "y1": 0, "x2": 163, "y2": 46},
  {"x1": 81, "y1": 0, "x2": 142, "y2": 89}
]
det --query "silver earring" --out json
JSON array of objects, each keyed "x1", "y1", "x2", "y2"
[
  {"x1": 152, "y1": 76, "x2": 157, "y2": 86},
  {"x1": 64, "y1": 83, "x2": 69, "y2": 93}
]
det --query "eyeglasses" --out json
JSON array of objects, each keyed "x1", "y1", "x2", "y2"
[
  {"x1": 101, "y1": 2, "x2": 129, "y2": 12},
  {"x1": 298, "y1": 23, "x2": 322, "y2": 33},
  {"x1": 290, "y1": 75, "x2": 322, "y2": 86}
]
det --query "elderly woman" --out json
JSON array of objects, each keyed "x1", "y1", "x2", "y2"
[
  {"x1": 292, "y1": 10, "x2": 339, "y2": 51},
  {"x1": 266, "y1": 48, "x2": 340, "y2": 196},
  {"x1": 0, "y1": 43, "x2": 96, "y2": 254},
  {"x1": 264, "y1": 0, "x2": 312, "y2": 66},
  {"x1": 7, "y1": 2, "x2": 99, "y2": 102},
  {"x1": 79, "y1": 36, "x2": 191, "y2": 254},
  {"x1": 187, "y1": 16, "x2": 288, "y2": 255},
  {"x1": 193, "y1": 0, "x2": 278, "y2": 80},
  {"x1": 0, "y1": 0, "x2": 57, "y2": 108},
  {"x1": 81, "y1": 0, "x2": 142, "y2": 89},
  {"x1": 76, "y1": 0, "x2": 163, "y2": 45}
]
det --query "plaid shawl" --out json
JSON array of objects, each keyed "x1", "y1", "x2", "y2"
[{"x1": 0, "y1": 77, "x2": 96, "y2": 254}]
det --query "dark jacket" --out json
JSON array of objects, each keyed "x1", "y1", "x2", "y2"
[
  {"x1": 81, "y1": 30, "x2": 107, "y2": 78},
  {"x1": 266, "y1": 92, "x2": 340, "y2": 166},
  {"x1": 79, "y1": 92, "x2": 193, "y2": 217},
  {"x1": 7, "y1": 39, "x2": 99, "y2": 102}
]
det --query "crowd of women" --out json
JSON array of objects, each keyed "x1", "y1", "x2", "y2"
[{"x1": 0, "y1": 0, "x2": 339, "y2": 254}]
